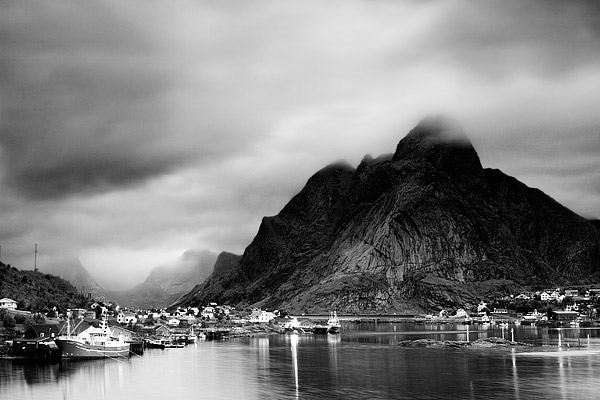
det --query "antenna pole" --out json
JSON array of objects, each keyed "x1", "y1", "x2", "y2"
[{"x1": 34, "y1": 243, "x2": 38, "y2": 272}]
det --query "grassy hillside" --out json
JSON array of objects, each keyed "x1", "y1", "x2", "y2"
[{"x1": 0, "y1": 262, "x2": 88, "y2": 313}]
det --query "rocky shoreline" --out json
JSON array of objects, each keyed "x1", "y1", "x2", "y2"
[{"x1": 398, "y1": 337, "x2": 531, "y2": 349}]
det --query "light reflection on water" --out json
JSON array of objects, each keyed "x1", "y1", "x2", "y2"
[{"x1": 3, "y1": 323, "x2": 600, "y2": 399}]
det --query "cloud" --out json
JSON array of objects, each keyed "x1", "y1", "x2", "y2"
[{"x1": 0, "y1": 0, "x2": 598, "y2": 287}]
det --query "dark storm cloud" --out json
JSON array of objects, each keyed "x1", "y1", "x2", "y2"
[
  {"x1": 0, "y1": 1, "x2": 179, "y2": 198},
  {"x1": 0, "y1": 1, "x2": 271, "y2": 199}
]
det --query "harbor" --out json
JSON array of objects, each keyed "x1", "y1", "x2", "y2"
[{"x1": 4, "y1": 321, "x2": 600, "y2": 400}]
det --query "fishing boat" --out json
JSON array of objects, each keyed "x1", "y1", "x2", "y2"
[
  {"x1": 54, "y1": 313, "x2": 130, "y2": 359},
  {"x1": 187, "y1": 326, "x2": 197, "y2": 344},
  {"x1": 313, "y1": 311, "x2": 341, "y2": 334},
  {"x1": 327, "y1": 311, "x2": 341, "y2": 334}
]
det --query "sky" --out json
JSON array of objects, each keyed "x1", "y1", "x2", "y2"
[{"x1": 1, "y1": 0, "x2": 599, "y2": 290}]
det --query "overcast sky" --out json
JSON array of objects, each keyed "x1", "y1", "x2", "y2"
[{"x1": 1, "y1": 0, "x2": 599, "y2": 289}]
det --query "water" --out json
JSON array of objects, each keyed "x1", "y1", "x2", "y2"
[{"x1": 3, "y1": 323, "x2": 600, "y2": 399}]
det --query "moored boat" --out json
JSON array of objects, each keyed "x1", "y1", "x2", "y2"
[
  {"x1": 313, "y1": 311, "x2": 342, "y2": 334},
  {"x1": 312, "y1": 324, "x2": 329, "y2": 334},
  {"x1": 144, "y1": 338, "x2": 166, "y2": 349},
  {"x1": 327, "y1": 311, "x2": 341, "y2": 334},
  {"x1": 54, "y1": 314, "x2": 130, "y2": 359}
]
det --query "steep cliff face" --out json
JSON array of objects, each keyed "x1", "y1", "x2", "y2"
[{"x1": 175, "y1": 117, "x2": 600, "y2": 313}]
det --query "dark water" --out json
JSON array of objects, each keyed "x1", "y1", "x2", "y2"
[{"x1": 3, "y1": 323, "x2": 600, "y2": 399}]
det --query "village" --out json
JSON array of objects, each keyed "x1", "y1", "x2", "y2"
[{"x1": 2, "y1": 285, "x2": 600, "y2": 360}]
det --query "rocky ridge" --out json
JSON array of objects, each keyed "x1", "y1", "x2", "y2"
[{"x1": 174, "y1": 116, "x2": 600, "y2": 313}]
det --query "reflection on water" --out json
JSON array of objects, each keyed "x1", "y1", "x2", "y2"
[{"x1": 4, "y1": 323, "x2": 600, "y2": 399}]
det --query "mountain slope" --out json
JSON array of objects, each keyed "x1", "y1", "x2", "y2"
[
  {"x1": 0, "y1": 262, "x2": 88, "y2": 311},
  {"x1": 47, "y1": 257, "x2": 107, "y2": 301},
  {"x1": 174, "y1": 116, "x2": 600, "y2": 313}
]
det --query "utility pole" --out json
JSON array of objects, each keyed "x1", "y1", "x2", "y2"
[{"x1": 34, "y1": 243, "x2": 38, "y2": 272}]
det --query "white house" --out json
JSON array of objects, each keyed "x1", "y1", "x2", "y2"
[
  {"x1": 455, "y1": 308, "x2": 468, "y2": 318},
  {"x1": 117, "y1": 312, "x2": 138, "y2": 325},
  {"x1": 248, "y1": 310, "x2": 276, "y2": 323},
  {"x1": 0, "y1": 298, "x2": 17, "y2": 310},
  {"x1": 201, "y1": 306, "x2": 215, "y2": 320},
  {"x1": 168, "y1": 318, "x2": 180, "y2": 327},
  {"x1": 540, "y1": 292, "x2": 550, "y2": 301}
]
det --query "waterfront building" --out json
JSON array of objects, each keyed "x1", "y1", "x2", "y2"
[
  {"x1": 455, "y1": 308, "x2": 468, "y2": 318},
  {"x1": 154, "y1": 325, "x2": 170, "y2": 337},
  {"x1": 248, "y1": 310, "x2": 276, "y2": 323},
  {"x1": 24, "y1": 324, "x2": 62, "y2": 339},
  {"x1": 550, "y1": 310, "x2": 579, "y2": 322}
]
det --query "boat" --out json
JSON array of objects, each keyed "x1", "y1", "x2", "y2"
[
  {"x1": 144, "y1": 338, "x2": 166, "y2": 349},
  {"x1": 312, "y1": 324, "x2": 329, "y2": 334},
  {"x1": 313, "y1": 311, "x2": 341, "y2": 334},
  {"x1": 187, "y1": 326, "x2": 197, "y2": 344},
  {"x1": 162, "y1": 339, "x2": 185, "y2": 348},
  {"x1": 54, "y1": 313, "x2": 130, "y2": 359},
  {"x1": 327, "y1": 311, "x2": 341, "y2": 334}
]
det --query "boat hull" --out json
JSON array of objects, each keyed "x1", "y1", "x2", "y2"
[
  {"x1": 313, "y1": 325, "x2": 328, "y2": 334},
  {"x1": 55, "y1": 338, "x2": 130, "y2": 359}
]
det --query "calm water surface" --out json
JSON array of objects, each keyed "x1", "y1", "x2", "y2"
[{"x1": 3, "y1": 323, "x2": 600, "y2": 399}]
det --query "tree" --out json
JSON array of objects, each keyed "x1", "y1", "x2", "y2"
[
  {"x1": 2, "y1": 313, "x2": 16, "y2": 328},
  {"x1": 95, "y1": 305, "x2": 103, "y2": 319}
]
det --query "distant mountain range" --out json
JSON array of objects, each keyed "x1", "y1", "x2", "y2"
[
  {"x1": 47, "y1": 251, "x2": 218, "y2": 309},
  {"x1": 107, "y1": 250, "x2": 218, "y2": 309},
  {"x1": 173, "y1": 116, "x2": 600, "y2": 314}
]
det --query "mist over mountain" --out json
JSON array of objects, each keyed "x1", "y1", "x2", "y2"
[
  {"x1": 45, "y1": 257, "x2": 107, "y2": 301},
  {"x1": 108, "y1": 250, "x2": 218, "y2": 309},
  {"x1": 44, "y1": 251, "x2": 218, "y2": 309},
  {"x1": 173, "y1": 116, "x2": 600, "y2": 313}
]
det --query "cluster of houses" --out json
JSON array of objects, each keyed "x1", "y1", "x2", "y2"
[
  {"x1": 5, "y1": 285, "x2": 600, "y2": 332},
  {"x1": 1, "y1": 297, "x2": 287, "y2": 359},
  {"x1": 1, "y1": 293, "x2": 283, "y2": 329},
  {"x1": 428, "y1": 287, "x2": 600, "y2": 325}
]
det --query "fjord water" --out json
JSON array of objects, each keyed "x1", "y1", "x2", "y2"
[{"x1": 3, "y1": 323, "x2": 600, "y2": 399}]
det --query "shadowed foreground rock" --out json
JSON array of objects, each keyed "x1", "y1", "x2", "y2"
[{"x1": 398, "y1": 337, "x2": 530, "y2": 348}]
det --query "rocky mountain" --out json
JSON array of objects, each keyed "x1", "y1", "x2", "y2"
[
  {"x1": 174, "y1": 251, "x2": 242, "y2": 307},
  {"x1": 173, "y1": 116, "x2": 600, "y2": 314},
  {"x1": 109, "y1": 250, "x2": 218, "y2": 309}
]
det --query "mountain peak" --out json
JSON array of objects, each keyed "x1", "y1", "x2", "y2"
[
  {"x1": 393, "y1": 116, "x2": 483, "y2": 185},
  {"x1": 411, "y1": 115, "x2": 469, "y2": 143}
]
